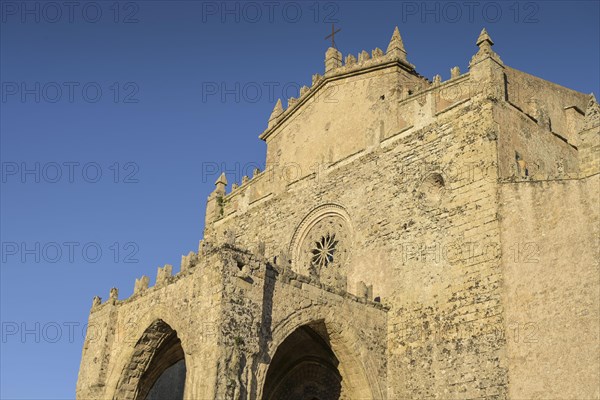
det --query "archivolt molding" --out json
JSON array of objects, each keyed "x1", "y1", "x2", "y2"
[
  {"x1": 288, "y1": 203, "x2": 354, "y2": 273},
  {"x1": 256, "y1": 304, "x2": 384, "y2": 400},
  {"x1": 106, "y1": 306, "x2": 190, "y2": 400}
]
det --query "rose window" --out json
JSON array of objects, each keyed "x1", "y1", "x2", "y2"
[
  {"x1": 291, "y1": 206, "x2": 352, "y2": 288},
  {"x1": 311, "y1": 233, "x2": 338, "y2": 269},
  {"x1": 295, "y1": 214, "x2": 351, "y2": 280}
]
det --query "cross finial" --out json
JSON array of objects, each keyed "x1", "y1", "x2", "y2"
[{"x1": 325, "y1": 23, "x2": 341, "y2": 48}]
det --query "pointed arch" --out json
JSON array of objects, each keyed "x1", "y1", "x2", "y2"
[
  {"x1": 113, "y1": 319, "x2": 186, "y2": 400},
  {"x1": 257, "y1": 305, "x2": 384, "y2": 399},
  {"x1": 262, "y1": 324, "x2": 342, "y2": 400}
]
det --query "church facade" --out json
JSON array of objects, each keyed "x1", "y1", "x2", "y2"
[{"x1": 76, "y1": 28, "x2": 600, "y2": 399}]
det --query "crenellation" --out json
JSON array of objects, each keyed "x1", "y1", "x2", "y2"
[
  {"x1": 210, "y1": 164, "x2": 277, "y2": 221},
  {"x1": 156, "y1": 264, "x2": 173, "y2": 286},
  {"x1": 450, "y1": 66, "x2": 461, "y2": 79},
  {"x1": 371, "y1": 47, "x2": 384, "y2": 59},
  {"x1": 133, "y1": 276, "x2": 149, "y2": 294},
  {"x1": 180, "y1": 251, "x2": 197, "y2": 272},
  {"x1": 324, "y1": 46, "x2": 342, "y2": 73},
  {"x1": 311, "y1": 73, "x2": 322, "y2": 86},
  {"x1": 78, "y1": 26, "x2": 599, "y2": 400},
  {"x1": 578, "y1": 93, "x2": 600, "y2": 176},
  {"x1": 268, "y1": 255, "x2": 388, "y2": 311},
  {"x1": 357, "y1": 281, "x2": 368, "y2": 299},
  {"x1": 345, "y1": 53, "x2": 357, "y2": 66},
  {"x1": 358, "y1": 49, "x2": 370, "y2": 63},
  {"x1": 584, "y1": 93, "x2": 599, "y2": 130},
  {"x1": 299, "y1": 85, "x2": 310, "y2": 97},
  {"x1": 259, "y1": 28, "x2": 432, "y2": 146}
]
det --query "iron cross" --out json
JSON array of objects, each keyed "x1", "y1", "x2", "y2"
[{"x1": 325, "y1": 23, "x2": 341, "y2": 48}]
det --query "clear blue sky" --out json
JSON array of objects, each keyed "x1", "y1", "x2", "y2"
[{"x1": 1, "y1": 1, "x2": 598, "y2": 398}]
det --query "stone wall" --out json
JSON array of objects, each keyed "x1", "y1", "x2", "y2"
[
  {"x1": 262, "y1": 65, "x2": 428, "y2": 184},
  {"x1": 199, "y1": 31, "x2": 599, "y2": 397},
  {"x1": 77, "y1": 27, "x2": 599, "y2": 400},
  {"x1": 499, "y1": 176, "x2": 600, "y2": 400},
  {"x1": 504, "y1": 66, "x2": 590, "y2": 146},
  {"x1": 206, "y1": 78, "x2": 509, "y2": 397},
  {"x1": 494, "y1": 102, "x2": 579, "y2": 181},
  {"x1": 214, "y1": 248, "x2": 388, "y2": 399},
  {"x1": 76, "y1": 245, "x2": 388, "y2": 399},
  {"x1": 76, "y1": 250, "x2": 225, "y2": 399}
]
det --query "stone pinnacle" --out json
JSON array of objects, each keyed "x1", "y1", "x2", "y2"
[
  {"x1": 387, "y1": 26, "x2": 407, "y2": 56},
  {"x1": 215, "y1": 172, "x2": 227, "y2": 187},
  {"x1": 270, "y1": 99, "x2": 283, "y2": 119},
  {"x1": 476, "y1": 28, "x2": 494, "y2": 47}
]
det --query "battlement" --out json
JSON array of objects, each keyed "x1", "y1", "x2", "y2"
[
  {"x1": 89, "y1": 243, "x2": 386, "y2": 313},
  {"x1": 90, "y1": 246, "x2": 203, "y2": 311},
  {"x1": 268, "y1": 255, "x2": 388, "y2": 311},
  {"x1": 261, "y1": 26, "x2": 429, "y2": 142},
  {"x1": 201, "y1": 27, "x2": 597, "y2": 230},
  {"x1": 205, "y1": 70, "x2": 477, "y2": 225},
  {"x1": 79, "y1": 25, "x2": 599, "y2": 400}
]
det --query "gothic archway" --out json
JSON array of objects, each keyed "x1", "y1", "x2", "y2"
[
  {"x1": 114, "y1": 319, "x2": 186, "y2": 400},
  {"x1": 262, "y1": 322, "x2": 342, "y2": 400}
]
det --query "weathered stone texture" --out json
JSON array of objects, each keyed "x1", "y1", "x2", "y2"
[
  {"x1": 77, "y1": 27, "x2": 599, "y2": 400},
  {"x1": 499, "y1": 176, "x2": 600, "y2": 400}
]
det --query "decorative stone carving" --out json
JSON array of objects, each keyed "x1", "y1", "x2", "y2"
[
  {"x1": 310, "y1": 232, "x2": 338, "y2": 270},
  {"x1": 290, "y1": 204, "x2": 352, "y2": 289}
]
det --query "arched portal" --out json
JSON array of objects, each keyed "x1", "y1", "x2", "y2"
[
  {"x1": 262, "y1": 322, "x2": 342, "y2": 400},
  {"x1": 114, "y1": 319, "x2": 186, "y2": 400}
]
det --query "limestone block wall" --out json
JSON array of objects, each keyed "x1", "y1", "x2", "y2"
[
  {"x1": 197, "y1": 40, "x2": 598, "y2": 398},
  {"x1": 77, "y1": 27, "x2": 599, "y2": 399},
  {"x1": 494, "y1": 102, "x2": 579, "y2": 181},
  {"x1": 498, "y1": 176, "x2": 600, "y2": 400},
  {"x1": 262, "y1": 65, "x2": 428, "y2": 183},
  {"x1": 211, "y1": 248, "x2": 388, "y2": 399},
  {"x1": 504, "y1": 66, "x2": 590, "y2": 146},
  {"x1": 77, "y1": 244, "x2": 389, "y2": 400},
  {"x1": 384, "y1": 100, "x2": 506, "y2": 399},
  {"x1": 76, "y1": 250, "x2": 227, "y2": 400},
  {"x1": 205, "y1": 86, "x2": 509, "y2": 397},
  {"x1": 208, "y1": 70, "x2": 477, "y2": 225}
]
